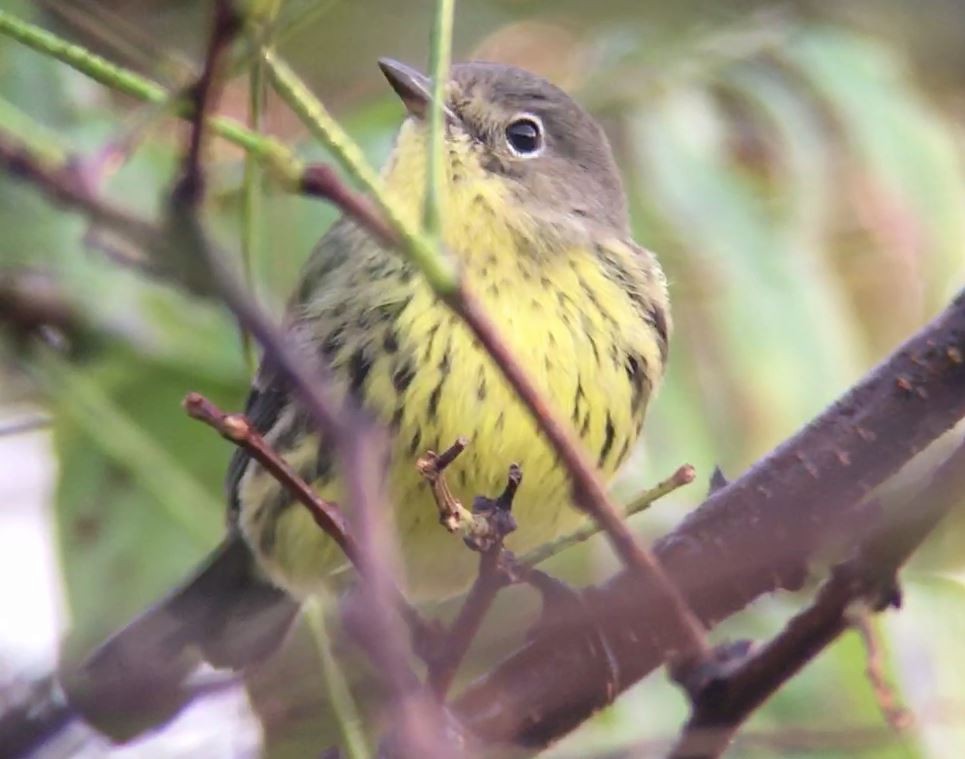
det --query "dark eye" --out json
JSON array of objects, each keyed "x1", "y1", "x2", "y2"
[{"x1": 505, "y1": 117, "x2": 543, "y2": 155}]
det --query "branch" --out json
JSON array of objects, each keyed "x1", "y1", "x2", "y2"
[
  {"x1": 421, "y1": 460, "x2": 522, "y2": 698},
  {"x1": 519, "y1": 463, "x2": 695, "y2": 568},
  {"x1": 668, "y1": 437, "x2": 965, "y2": 758},
  {"x1": 0, "y1": 135, "x2": 160, "y2": 273},
  {"x1": 850, "y1": 611, "x2": 913, "y2": 732},
  {"x1": 424, "y1": 0, "x2": 455, "y2": 241},
  {"x1": 172, "y1": 0, "x2": 241, "y2": 204},
  {"x1": 300, "y1": 164, "x2": 399, "y2": 247},
  {"x1": 182, "y1": 392, "x2": 356, "y2": 559},
  {"x1": 167, "y1": 13, "x2": 448, "y2": 752},
  {"x1": 453, "y1": 290, "x2": 965, "y2": 748}
]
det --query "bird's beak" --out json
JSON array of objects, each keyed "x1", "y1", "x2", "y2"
[{"x1": 378, "y1": 58, "x2": 457, "y2": 122}]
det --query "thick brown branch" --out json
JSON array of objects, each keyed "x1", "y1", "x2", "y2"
[
  {"x1": 668, "y1": 437, "x2": 965, "y2": 758},
  {"x1": 453, "y1": 290, "x2": 965, "y2": 749}
]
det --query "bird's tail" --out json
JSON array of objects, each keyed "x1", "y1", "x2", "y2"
[{"x1": 63, "y1": 535, "x2": 298, "y2": 741}]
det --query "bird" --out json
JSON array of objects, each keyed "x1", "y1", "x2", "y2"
[{"x1": 69, "y1": 57, "x2": 670, "y2": 738}]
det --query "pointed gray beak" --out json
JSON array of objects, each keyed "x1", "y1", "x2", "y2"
[{"x1": 378, "y1": 58, "x2": 456, "y2": 122}]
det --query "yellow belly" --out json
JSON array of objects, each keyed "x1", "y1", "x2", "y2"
[{"x1": 238, "y1": 249, "x2": 656, "y2": 600}]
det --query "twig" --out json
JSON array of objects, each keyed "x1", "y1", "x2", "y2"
[
  {"x1": 417, "y1": 437, "x2": 471, "y2": 531},
  {"x1": 172, "y1": 0, "x2": 241, "y2": 205},
  {"x1": 455, "y1": 291, "x2": 711, "y2": 672},
  {"x1": 420, "y1": 453, "x2": 692, "y2": 689},
  {"x1": 303, "y1": 599, "x2": 370, "y2": 759},
  {"x1": 300, "y1": 164, "x2": 399, "y2": 247},
  {"x1": 850, "y1": 611, "x2": 913, "y2": 732},
  {"x1": 424, "y1": 465, "x2": 522, "y2": 698},
  {"x1": 520, "y1": 464, "x2": 695, "y2": 567},
  {"x1": 0, "y1": 135, "x2": 161, "y2": 273},
  {"x1": 169, "y1": 16, "x2": 446, "y2": 752},
  {"x1": 0, "y1": 93, "x2": 65, "y2": 164},
  {"x1": 182, "y1": 392, "x2": 356, "y2": 559},
  {"x1": 238, "y1": 7, "x2": 278, "y2": 374},
  {"x1": 416, "y1": 437, "x2": 517, "y2": 551},
  {"x1": 427, "y1": 551, "x2": 511, "y2": 700},
  {"x1": 262, "y1": 51, "x2": 458, "y2": 292}
]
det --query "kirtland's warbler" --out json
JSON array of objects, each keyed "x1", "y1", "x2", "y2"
[{"x1": 82, "y1": 59, "x2": 670, "y2": 690}]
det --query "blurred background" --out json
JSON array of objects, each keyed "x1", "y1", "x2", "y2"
[{"x1": 1, "y1": 0, "x2": 964, "y2": 756}]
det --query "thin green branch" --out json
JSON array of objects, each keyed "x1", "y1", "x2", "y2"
[
  {"x1": 304, "y1": 598, "x2": 370, "y2": 759},
  {"x1": 0, "y1": 10, "x2": 167, "y2": 106},
  {"x1": 239, "y1": 6, "x2": 278, "y2": 373},
  {"x1": 424, "y1": 0, "x2": 455, "y2": 241},
  {"x1": 520, "y1": 464, "x2": 695, "y2": 567},
  {"x1": 0, "y1": 9, "x2": 302, "y2": 187},
  {"x1": 261, "y1": 50, "x2": 460, "y2": 295},
  {"x1": 239, "y1": 68, "x2": 262, "y2": 371},
  {"x1": 0, "y1": 95, "x2": 66, "y2": 164}
]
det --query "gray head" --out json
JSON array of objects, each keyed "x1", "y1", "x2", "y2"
[{"x1": 379, "y1": 59, "x2": 629, "y2": 234}]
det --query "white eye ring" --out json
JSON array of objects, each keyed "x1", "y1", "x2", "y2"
[{"x1": 504, "y1": 113, "x2": 545, "y2": 158}]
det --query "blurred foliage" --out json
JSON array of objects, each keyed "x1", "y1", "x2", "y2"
[{"x1": 1, "y1": 0, "x2": 964, "y2": 756}]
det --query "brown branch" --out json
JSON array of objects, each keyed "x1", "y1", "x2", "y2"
[
  {"x1": 667, "y1": 437, "x2": 965, "y2": 758},
  {"x1": 339, "y1": 425, "x2": 460, "y2": 759},
  {"x1": 417, "y1": 436, "x2": 471, "y2": 533},
  {"x1": 0, "y1": 134, "x2": 161, "y2": 272},
  {"x1": 170, "y1": 16, "x2": 446, "y2": 750},
  {"x1": 172, "y1": 0, "x2": 241, "y2": 205},
  {"x1": 453, "y1": 290, "x2": 965, "y2": 749},
  {"x1": 851, "y1": 612, "x2": 913, "y2": 732},
  {"x1": 182, "y1": 392, "x2": 356, "y2": 559},
  {"x1": 426, "y1": 551, "x2": 512, "y2": 699},
  {"x1": 300, "y1": 164, "x2": 400, "y2": 248},
  {"x1": 182, "y1": 391, "x2": 432, "y2": 648},
  {"x1": 423, "y1": 464, "x2": 523, "y2": 698}
]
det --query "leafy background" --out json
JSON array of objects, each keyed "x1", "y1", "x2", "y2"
[{"x1": 1, "y1": 0, "x2": 964, "y2": 756}]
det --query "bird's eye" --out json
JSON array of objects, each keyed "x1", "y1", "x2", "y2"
[{"x1": 505, "y1": 116, "x2": 543, "y2": 156}]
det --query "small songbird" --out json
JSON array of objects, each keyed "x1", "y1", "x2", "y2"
[{"x1": 75, "y1": 59, "x2": 670, "y2": 728}]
